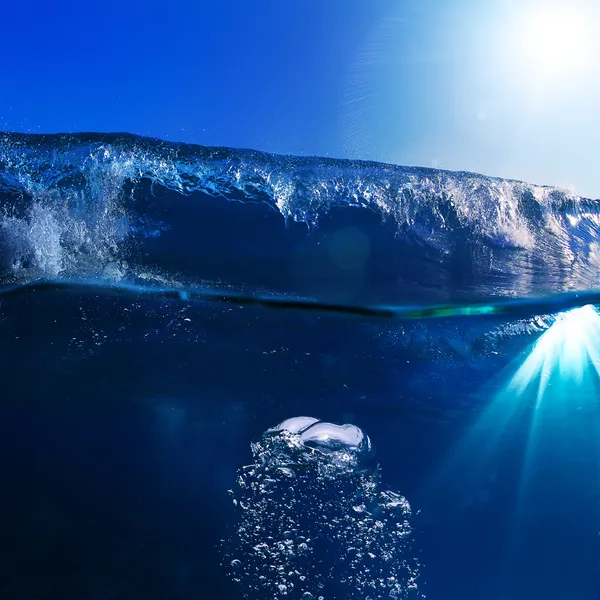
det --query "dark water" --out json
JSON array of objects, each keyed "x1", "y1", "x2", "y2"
[{"x1": 1, "y1": 133, "x2": 600, "y2": 599}]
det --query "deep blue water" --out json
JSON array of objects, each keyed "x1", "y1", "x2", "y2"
[{"x1": 1, "y1": 133, "x2": 599, "y2": 599}]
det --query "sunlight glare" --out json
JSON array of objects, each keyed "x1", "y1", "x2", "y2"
[
  {"x1": 508, "y1": 305, "x2": 600, "y2": 405},
  {"x1": 514, "y1": 4, "x2": 594, "y2": 78},
  {"x1": 423, "y1": 305, "x2": 600, "y2": 521}
]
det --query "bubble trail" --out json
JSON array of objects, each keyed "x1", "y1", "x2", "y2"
[{"x1": 222, "y1": 417, "x2": 423, "y2": 600}]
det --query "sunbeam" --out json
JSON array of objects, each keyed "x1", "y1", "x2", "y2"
[
  {"x1": 501, "y1": 305, "x2": 600, "y2": 576},
  {"x1": 508, "y1": 305, "x2": 600, "y2": 406},
  {"x1": 422, "y1": 305, "x2": 600, "y2": 526}
]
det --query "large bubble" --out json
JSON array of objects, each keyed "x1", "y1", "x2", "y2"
[{"x1": 222, "y1": 417, "x2": 422, "y2": 599}]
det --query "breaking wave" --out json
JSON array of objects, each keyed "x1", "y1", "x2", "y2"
[{"x1": 2, "y1": 132, "x2": 600, "y2": 302}]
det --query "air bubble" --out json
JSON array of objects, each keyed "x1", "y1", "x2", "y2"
[
  {"x1": 222, "y1": 417, "x2": 422, "y2": 599},
  {"x1": 300, "y1": 421, "x2": 370, "y2": 454},
  {"x1": 270, "y1": 416, "x2": 320, "y2": 434}
]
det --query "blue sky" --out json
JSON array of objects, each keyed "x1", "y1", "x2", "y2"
[{"x1": 2, "y1": 0, "x2": 600, "y2": 197}]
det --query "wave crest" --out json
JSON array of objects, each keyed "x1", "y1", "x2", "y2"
[{"x1": 1, "y1": 132, "x2": 599, "y2": 299}]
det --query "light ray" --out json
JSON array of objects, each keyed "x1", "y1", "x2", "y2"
[
  {"x1": 508, "y1": 305, "x2": 600, "y2": 399},
  {"x1": 421, "y1": 305, "x2": 600, "y2": 522}
]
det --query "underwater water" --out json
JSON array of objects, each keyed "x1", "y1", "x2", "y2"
[{"x1": 1, "y1": 132, "x2": 599, "y2": 599}]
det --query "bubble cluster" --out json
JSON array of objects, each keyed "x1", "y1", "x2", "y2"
[{"x1": 222, "y1": 417, "x2": 422, "y2": 599}]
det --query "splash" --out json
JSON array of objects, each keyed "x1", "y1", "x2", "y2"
[
  {"x1": 2, "y1": 132, "x2": 600, "y2": 299},
  {"x1": 222, "y1": 417, "x2": 422, "y2": 600}
]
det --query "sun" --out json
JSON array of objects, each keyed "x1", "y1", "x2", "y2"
[{"x1": 514, "y1": 4, "x2": 594, "y2": 78}]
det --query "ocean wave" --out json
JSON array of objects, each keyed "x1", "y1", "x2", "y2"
[{"x1": 2, "y1": 132, "x2": 599, "y2": 301}]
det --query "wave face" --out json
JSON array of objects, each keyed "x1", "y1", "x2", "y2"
[{"x1": 2, "y1": 132, "x2": 600, "y2": 303}]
